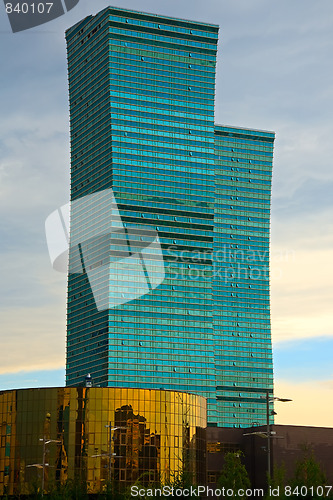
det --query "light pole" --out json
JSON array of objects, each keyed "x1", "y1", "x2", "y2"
[
  {"x1": 26, "y1": 462, "x2": 48, "y2": 493},
  {"x1": 38, "y1": 437, "x2": 61, "y2": 496},
  {"x1": 264, "y1": 390, "x2": 292, "y2": 479},
  {"x1": 91, "y1": 424, "x2": 126, "y2": 483},
  {"x1": 105, "y1": 423, "x2": 127, "y2": 483},
  {"x1": 243, "y1": 392, "x2": 292, "y2": 482}
]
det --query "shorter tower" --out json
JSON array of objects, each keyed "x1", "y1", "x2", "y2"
[{"x1": 214, "y1": 125, "x2": 275, "y2": 427}]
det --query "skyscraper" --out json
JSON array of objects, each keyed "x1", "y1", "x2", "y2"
[
  {"x1": 65, "y1": 6, "x2": 274, "y2": 427},
  {"x1": 214, "y1": 125, "x2": 274, "y2": 427}
]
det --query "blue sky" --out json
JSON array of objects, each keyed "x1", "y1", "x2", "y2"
[
  {"x1": 274, "y1": 338, "x2": 333, "y2": 381},
  {"x1": 0, "y1": 0, "x2": 332, "y2": 426},
  {"x1": 0, "y1": 337, "x2": 331, "y2": 388}
]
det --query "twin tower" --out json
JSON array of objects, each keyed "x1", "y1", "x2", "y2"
[{"x1": 65, "y1": 6, "x2": 274, "y2": 428}]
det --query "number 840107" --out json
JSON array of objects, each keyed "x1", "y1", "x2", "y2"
[{"x1": 6, "y1": 3, "x2": 53, "y2": 14}]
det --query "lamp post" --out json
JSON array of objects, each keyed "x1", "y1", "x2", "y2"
[
  {"x1": 243, "y1": 392, "x2": 292, "y2": 483},
  {"x1": 91, "y1": 424, "x2": 126, "y2": 483},
  {"x1": 105, "y1": 423, "x2": 127, "y2": 483},
  {"x1": 264, "y1": 390, "x2": 292, "y2": 479},
  {"x1": 38, "y1": 437, "x2": 61, "y2": 496}
]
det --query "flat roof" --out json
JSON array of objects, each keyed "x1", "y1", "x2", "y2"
[{"x1": 215, "y1": 123, "x2": 275, "y2": 137}]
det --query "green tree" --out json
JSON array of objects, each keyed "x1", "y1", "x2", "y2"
[
  {"x1": 217, "y1": 451, "x2": 251, "y2": 498},
  {"x1": 291, "y1": 448, "x2": 327, "y2": 499},
  {"x1": 265, "y1": 463, "x2": 287, "y2": 500},
  {"x1": 47, "y1": 478, "x2": 89, "y2": 500}
]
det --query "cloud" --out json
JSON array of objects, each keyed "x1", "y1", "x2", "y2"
[
  {"x1": 271, "y1": 247, "x2": 333, "y2": 343},
  {"x1": 275, "y1": 379, "x2": 333, "y2": 428},
  {"x1": 272, "y1": 126, "x2": 333, "y2": 207},
  {"x1": 0, "y1": 246, "x2": 66, "y2": 374},
  {"x1": 270, "y1": 208, "x2": 333, "y2": 343},
  {"x1": 0, "y1": 301, "x2": 66, "y2": 375}
]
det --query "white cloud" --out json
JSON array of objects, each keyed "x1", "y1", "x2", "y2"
[
  {"x1": 271, "y1": 247, "x2": 333, "y2": 343},
  {"x1": 275, "y1": 379, "x2": 333, "y2": 427},
  {"x1": 0, "y1": 248, "x2": 66, "y2": 374},
  {"x1": 272, "y1": 125, "x2": 333, "y2": 203},
  {"x1": 270, "y1": 209, "x2": 333, "y2": 343},
  {"x1": 0, "y1": 303, "x2": 66, "y2": 375}
]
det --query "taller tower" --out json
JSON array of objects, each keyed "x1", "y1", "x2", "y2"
[
  {"x1": 65, "y1": 7, "x2": 219, "y2": 420},
  {"x1": 65, "y1": 6, "x2": 274, "y2": 427}
]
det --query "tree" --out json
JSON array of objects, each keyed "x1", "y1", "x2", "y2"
[
  {"x1": 291, "y1": 447, "x2": 327, "y2": 499},
  {"x1": 217, "y1": 451, "x2": 251, "y2": 498},
  {"x1": 265, "y1": 463, "x2": 288, "y2": 500}
]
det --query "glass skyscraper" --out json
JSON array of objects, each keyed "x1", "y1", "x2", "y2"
[
  {"x1": 214, "y1": 126, "x2": 274, "y2": 427},
  {"x1": 65, "y1": 6, "x2": 274, "y2": 427}
]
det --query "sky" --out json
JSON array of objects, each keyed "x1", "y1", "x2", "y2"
[{"x1": 0, "y1": 0, "x2": 332, "y2": 427}]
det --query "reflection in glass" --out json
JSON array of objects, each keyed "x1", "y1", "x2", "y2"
[{"x1": 0, "y1": 387, "x2": 206, "y2": 495}]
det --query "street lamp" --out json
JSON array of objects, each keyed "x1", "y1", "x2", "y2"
[
  {"x1": 26, "y1": 462, "x2": 49, "y2": 489},
  {"x1": 264, "y1": 390, "x2": 292, "y2": 479},
  {"x1": 91, "y1": 424, "x2": 126, "y2": 483},
  {"x1": 38, "y1": 437, "x2": 61, "y2": 496},
  {"x1": 105, "y1": 423, "x2": 127, "y2": 483},
  {"x1": 243, "y1": 391, "x2": 292, "y2": 480}
]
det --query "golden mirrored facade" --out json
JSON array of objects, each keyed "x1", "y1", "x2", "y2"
[{"x1": 0, "y1": 387, "x2": 206, "y2": 495}]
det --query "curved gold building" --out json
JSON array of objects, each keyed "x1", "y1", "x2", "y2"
[{"x1": 0, "y1": 387, "x2": 206, "y2": 496}]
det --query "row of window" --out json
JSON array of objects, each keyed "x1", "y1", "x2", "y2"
[
  {"x1": 108, "y1": 14, "x2": 218, "y2": 41},
  {"x1": 109, "y1": 62, "x2": 216, "y2": 83},
  {"x1": 108, "y1": 31, "x2": 216, "y2": 59}
]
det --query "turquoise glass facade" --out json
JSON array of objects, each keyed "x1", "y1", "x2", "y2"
[
  {"x1": 65, "y1": 7, "x2": 274, "y2": 427},
  {"x1": 65, "y1": 7, "x2": 218, "y2": 420},
  {"x1": 214, "y1": 126, "x2": 274, "y2": 427}
]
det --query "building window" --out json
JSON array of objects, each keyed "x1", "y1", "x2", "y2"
[{"x1": 208, "y1": 472, "x2": 217, "y2": 483}]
